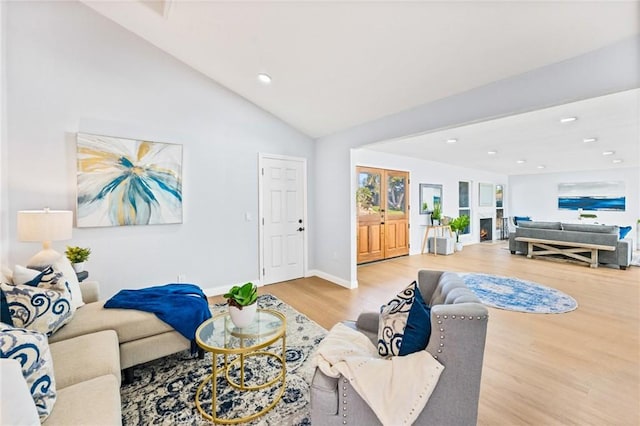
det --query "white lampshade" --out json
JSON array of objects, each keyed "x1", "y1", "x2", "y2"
[
  {"x1": 17, "y1": 209, "x2": 73, "y2": 248},
  {"x1": 17, "y1": 209, "x2": 73, "y2": 266}
]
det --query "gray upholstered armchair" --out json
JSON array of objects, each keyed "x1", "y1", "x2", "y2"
[{"x1": 311, "y1": 270, "x2": 489, "y2": 425}]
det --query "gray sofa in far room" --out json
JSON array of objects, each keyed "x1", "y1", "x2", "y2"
[{"x1": 509, "y1": 221, "x2": 632, "y2": 269}]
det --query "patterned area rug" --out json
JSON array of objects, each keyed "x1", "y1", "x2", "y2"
[
  {"x1": 120, "y1": 294, "x2": 327, "y2": 425},
  {"x1": 459, "y1": 273, "x2": 577, "y2": 314}
]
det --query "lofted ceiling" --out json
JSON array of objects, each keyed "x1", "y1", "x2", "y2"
[{"x1": 80, "y1": 1, "x2": 639, "y2": 175}]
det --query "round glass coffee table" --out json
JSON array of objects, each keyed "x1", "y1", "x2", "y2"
[{"x1": 194, "y1": 309, "x2": 287, "y2": 424}]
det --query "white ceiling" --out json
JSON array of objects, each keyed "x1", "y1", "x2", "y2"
[
  {"x1": 364, "y1": 88, "x2": 640, "y2": 176},
  {"x1": 83, "y1": 0, "x2": 640, "y2": 139}
]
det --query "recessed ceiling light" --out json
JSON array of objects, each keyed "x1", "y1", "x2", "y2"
[
  {"x1": 583, "y1": 137, "x2": 597, "y2": 143},
  {"x1": 602, "y1": 151, "x2": 615, "y2": 156},
  {"x1": 537, "y1": 165, "x2": 546, "y2": 169},
  {"x1": 257, "y1": 73, "x2": 272, "y2": 84},
  {"x1": 516, "y1": 160, "x2": 526, "y2": 164},
  {"x1": 487, "y1": 150, "x2": 497, "y2": 155},
  {"x1": 446, "y1": 138, "x2": 457, "y2": 144},
  {"x1": 560, "y1": 117, "x2": 577, "y2": 123},
  {"x1": 612, "y1": 159, "x2": 623, "y2": 164}
]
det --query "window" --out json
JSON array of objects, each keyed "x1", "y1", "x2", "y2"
[
  {"x1": 496, "y1": 184, "x2": 505, "y2": 239},
  {"x1": 458, "y1": 181, "x2": 471, "y2": 235}
]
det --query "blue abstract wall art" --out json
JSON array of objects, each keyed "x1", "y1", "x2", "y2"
[
  {"x1": 77, "y1": 133, "x2": 183, "y2": 227},
  {"x1": 557, "y1": 181, "x2": 625, "y2": 211}
]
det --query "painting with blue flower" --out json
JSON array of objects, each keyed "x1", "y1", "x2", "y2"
[{"x1": 77, "y1": 133, "x2": 183, "y2": 227}]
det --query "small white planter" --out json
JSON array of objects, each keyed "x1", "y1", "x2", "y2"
[
  {"x1": 229, "y1": 303, "x2": 257, "y2": 328},
  {"x1": 455, "y1": 242, "x2": 464, "y2": 252},
  {"x1": 72, "y1": 262, "x2": 85, "y2": 273}
]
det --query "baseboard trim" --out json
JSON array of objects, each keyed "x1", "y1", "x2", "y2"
[
  {"x1": 202, "y1": 279, "x2": 263, "y2": 297},
  {"x1": 203, "y1": 272, "x2": 357, "y2": 295},
  {"x1": 307, "y1": 269, "x2": 358, "y2": 289}
]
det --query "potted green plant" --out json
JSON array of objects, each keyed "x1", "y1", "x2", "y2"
[
  {"x1": 65, "y1": 246, "x2": 91, "y2": 273},
  {"x1": 449, "y1": 215, "x2": 470, "y2": 251},
  {"x1": 431, "y1": 203, "x2": 442, "y2": 225},
  {"x1": 223, "y1": 282, "x2": 258, "y2": 328}
]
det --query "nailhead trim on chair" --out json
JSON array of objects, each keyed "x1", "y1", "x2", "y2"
[
  {"x1": 433, "y1": 313, "x2": 489, "y2": 360},
  {"x1": 343, "y1": 379, "x2": 348, "y2": 424}
]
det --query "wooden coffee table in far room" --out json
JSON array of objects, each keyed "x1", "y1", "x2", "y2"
[{"x1": 194, "y1": 309, "x2": 287, "y2": 424}]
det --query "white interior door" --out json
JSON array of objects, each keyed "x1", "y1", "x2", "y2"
[{"x1": 260, "y1": 155, "x2": 306, "y2": 285}]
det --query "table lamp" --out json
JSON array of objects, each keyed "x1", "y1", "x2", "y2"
[{"x1": 17, "y1": 208, "x2": 73, "y2": 265}]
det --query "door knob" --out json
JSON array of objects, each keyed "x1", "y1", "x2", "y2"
[{"x1": 297, "y1": 227, "x2": 305, "y2": 232}]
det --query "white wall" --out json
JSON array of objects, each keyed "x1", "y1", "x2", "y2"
[
  {"x1": 316, "y1": 35, "x2": 640, "y2": 286},
  {"x1": 4, "y1": 1, "x2": 315, "y2": 297},
  {"x1": 0, "y1": 1, "x2": 7, "y2": 268},
  {"x1": 509, "y1": 167, "x2": 640, "y2": 248}
]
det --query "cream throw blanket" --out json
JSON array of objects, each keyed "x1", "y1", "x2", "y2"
[{"x1": 311, "y1": 323, "x2": 444, "y2": 426}]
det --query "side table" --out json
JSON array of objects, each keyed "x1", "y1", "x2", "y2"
[
  {"x1": 421, "y1": 225, "x2": 454, "y2": 255},
  {"x1": 75, "y1": 271, "x2": 89, "y2": 282},
  {"x1": 195, "y1": 309, "x2": 287, "y2": 424}
]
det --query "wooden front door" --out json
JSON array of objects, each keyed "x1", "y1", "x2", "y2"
[{"x1": 356, "y1": 167, "x2": 409, "y2": 264}]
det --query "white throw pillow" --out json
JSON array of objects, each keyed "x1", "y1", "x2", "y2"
[
  {"x1": 1, "y1": 265, "x2": 13, "y2": 284},
  {"x1": 28, "y1": 256, "x2": 84, "y2": 309},
  {"x1": 0, "y1": 325, "x2": 57, "y2": 421},
  {"x1": 0, "y1": 358, "x2": 40, "y2": 426},
  {"x1": 12, "y1": 265, "x2": 42, "y2": 286}
]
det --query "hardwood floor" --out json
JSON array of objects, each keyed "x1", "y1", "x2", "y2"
[{"x1": 211, "y1": 242, "x2": 640, "y2": 425}]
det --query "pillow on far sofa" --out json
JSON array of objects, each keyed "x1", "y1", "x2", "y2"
[
  {"x1": 0, "y1": 325, "x2": 57, "y2": 421},
  {"x1": 378, "y1": 281, "x2": 432, "y2": 358},
  {"x1": 513, "y1": 216, "x2": 531, "y2": 225},
  {"x1": 1, "y1": 268, "x2": 73, "y2": 335},
  {"x1": 619, "y1": 226, "x2": 632, "y2": 239}
]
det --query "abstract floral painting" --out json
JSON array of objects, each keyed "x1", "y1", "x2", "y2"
[{"x1": 77, "y1": 133, "x2": 183, "y2": 227}]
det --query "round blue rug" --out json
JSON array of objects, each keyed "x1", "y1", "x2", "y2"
[{"x1": 459, "y1": 273, "x2": 577, "y2": 314}]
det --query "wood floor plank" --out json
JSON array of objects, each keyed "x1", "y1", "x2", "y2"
[{"x1": 210, "y1": 241, "x2": 640, "y2": 425}]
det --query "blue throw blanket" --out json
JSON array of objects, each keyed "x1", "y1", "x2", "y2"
[{"x1": 104, "y1": 283, "x2": 212, "y2": 353}]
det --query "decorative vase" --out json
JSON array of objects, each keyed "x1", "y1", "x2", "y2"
[
  {"x1": 455, "y1": 242, "x2": 464, "y2": 252},
  {"x1": 72, "y1": 262, "x2": 85, "y2": 273},
  {"x1": 229, "y1": 303, "x2": 257, "y2": 328}
]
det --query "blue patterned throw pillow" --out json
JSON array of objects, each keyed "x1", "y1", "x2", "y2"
[
  {"x1": 377, "y1": 281, "x2": 432, "y2": 358},
  {"x1": 377, "y1": 281, "x2": 416, "y2": 357},
  {"x1": 0, "y1": 324, "x2": 57, "y2": 421},
  {"x1": 1, "y1": 266, "x2": 73, "y2": 335}
]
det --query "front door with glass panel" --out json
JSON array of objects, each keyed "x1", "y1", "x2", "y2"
[{"x1": 356, "y1": 167, "x2": 409, "y2": 264}]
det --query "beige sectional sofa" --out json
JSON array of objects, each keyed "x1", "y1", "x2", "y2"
[
  {"x1": 2, "y1": 281, "x2": 195, "y2": 425},
  {"x1": 45, "y1": 330, "x2": 122, "y2": 424},
  {"x1": 49, "y1": 281, "x2": 192, "y2": 380}
]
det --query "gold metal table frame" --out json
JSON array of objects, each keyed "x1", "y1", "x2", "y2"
[{"x1": 194, "y1": 309, "x2": 287, "y2": 424}]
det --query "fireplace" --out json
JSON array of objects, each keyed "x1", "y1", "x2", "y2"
[{"x1": 480, "y1": 218, "x2": 493, "y2": 242}]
